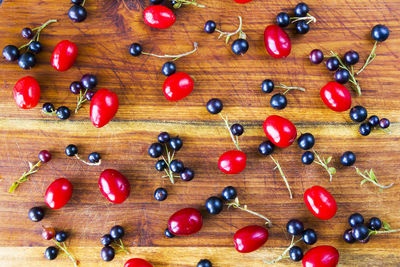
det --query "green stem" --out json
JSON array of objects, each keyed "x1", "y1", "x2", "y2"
[
  {"x1": 354, "y1": 167, "x2": 394, "y2": 189},
  {"x1": 370, "y1": 229, "x2": 400, "y2": 236},
  {"x1": 265, "y1": 236, "x2": 303, "y2": 264},
  {"x1": 312, "y1": 150, "x2": 336, "y2": 182},
  {"x1": 162, "y1": 144, "x2": 175, "y2": 184},
  {"x1": 215, "y1": 16, "x2": 245, "y2": 44},
  {"x1": 75, "y1": 88, "x2": 88, "y2": 113},
  {"x1": 290, "y1": 13, "x2": 317, "y2": 24},
  {"x1": 270, "y1": 155, "x2": 292, "y2": 199},
  {"x1": 142, "y1": 42, "x2": 198, "y2": 62},
  {"x1": 356, "y1": 41, "x2": 378, "y2": 75},
  {"x1": 19, "y1": 19, "x2": 57, "y2": 51},
  {"x1": 275, "y1": 83, "x2": 306, "y2": 95},
  {"x1": 226, "y1": 197, "x2": 272, "y2": 226},
  {"x1": 219, "y1": 113, "x2": 241, "y2": 151},
  {"x1": 172, "y1": 0, "x2": 206, "y2": 8},
  {"x1": 114, "y1": 239, "x2": 130, "y2": 254},
  {"x1": 74, "y1": 154, "x2": 101, "y2": 166},
  {"x1": 82, "y1": 0, "x2": 86, "y2": 6},
  {"x1": 9, "y1": 161, "x2": 41, "y2": 193},
  {"x1": 53, "y1": 240, "x2": 78, "y2": 267}
]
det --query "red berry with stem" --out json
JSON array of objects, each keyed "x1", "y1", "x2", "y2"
[
  {"x1": 218, "y1": 150, "x2": 247, "y2": 174},
  {"x1": 13, "y1": 76, "x2": 41, "y2": 109},
  {"x1": 38, "y1": 150, "x2": 51, "y2": 163},
  {"x1": 302, "y1": 245, "x2": 339, "y2": 267},
  {"x1": 263, "y1": 115, "x2": 297, "y2": 148},
  {"x1": 51, "y1": 40, "x2": 78, "y2": 72},
  {"x1": 233, "y1": 225, "x2": 268, "y2": 253},
  {"x1": 90, "y1": 88, "x2": 119, "y2": 128},
  {"x1": 42, "y1": 226, "x2": 56, "y2": 240},
  {"x1": 98, "y1": 169, "x2": 130, "y2": 204},
  {"x1": 143, "y1": 5, "x2": 176, "y2": 29},
  {"x1": 320, "y1": 82, "x2": 351, "y2": 112},
  {"x1": 264, "y1": 25, "x2": 291, "y2": 58},
  {"x1": 44, "y1": 178, "x2": 73, "y2": 209},
  {"x1": 168, "y1": 208, "x2": 203, "y2": 236},
  {"x1": 304, "y1": 186, "x2": 337, "y2": 220},
  {"x1": 163, "y1": 72, "x2": 194, "y2": 101}
]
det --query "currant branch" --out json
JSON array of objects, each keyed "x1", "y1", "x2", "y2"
[
  {"x1": 356, "y1": 41, "x2": 378, "y2": 75},
  {"x1": 354, "y1": 167, "x2": 394, "y2": 189},
  {"x1": 368, "y1": 221, "x2": 400, "y2": 237},
  {"x1": 275, "y1": 83, "x2": 306, "y2": 95},
  {"x1": 113, "y1": 239, "x2": 130, "y2": 254},
  {"x1": 290, "y1": 13, "x2": 317, "y2": 24},
  {"x1": 9, "y1": 161, "x2": 41, "y2": 193},
  {"x1": 18, "y1": 19, "x2": 58, "y2": 51},
  {"x1": 172, "y1": 0, "x2": 206, "y2": 8},
  {"x1": 270, "y1": 155, "x2": 292, "y2": 199},
  {"x1": 215, "y1": 16, "x2": 245, "y2": 44},
  {"x1": 226, "y1": 197, "x2": 272, "y2": 226},
  {"x1": 162, "y1": 144, "x2": 177, "y2": 184},
  {"x1": 74, "y1": 154, "x2": 101, "y2": 166},
  {"x1": 313, "y1": 150, "x2": 336, "y2": 182},
  {"x1": 53, "y1": 240, "x2": 79, "y2": 267},
  {"x1": 264, "y1": 236, "x2": 303, "y2": 264},
  {"x1": 219, "y1": 113, "x2": 241, "y2": 151},
  {"x1": 75, "y1": 88, "x2": 88, "y2": 113},
  {"x1": 142, "y1": 42, "x2": 198, "y2": 61}
]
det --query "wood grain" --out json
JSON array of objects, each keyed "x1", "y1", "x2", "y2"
[{"x1": 0, "y1": 0, "x2": 400, "y2": 266}]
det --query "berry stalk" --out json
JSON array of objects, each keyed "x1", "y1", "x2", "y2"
[
  {"x1": 161, "y1": 144, "x2": 179, "y2": 184},
  {"x1": 354, "y1": 167, "x2": 394, "y2": 189},
  {"x1": 290, "y1": 13, "x2": 317, "y2": 24},
  {"x1": 264, "y1": 236, "x2": 303, "y2": 264},
  {"x1": 18, "y1": 19, "x2": 57, "y2": 51},
  {"x1": 75, "y1": 88, "x2": 88, "y2": 113},
  {"x1": 219, "y1": 113, "x2": 241, "y2": 151},
  {"x1": 329, "y1": 51, "x2": 362, "y2": 95},
  {"x1": 215, "y1": 16, "x2": 246, "y2": 44},
  {"x1": 313, "y1": 150, "x2": 336, "y2": 182},
  {"x1": 226, "y1": 197, "x2": 272, "y2": 226},
  {"x1": 142, "y1": 42, "x2": 198, "y2": 61},
  {"x1": 356, "y1": 41, "x2": 378, "y2": 75},
  {"x1": 270, "y1": 155, "x2": 292, "y2": 199},
  {"x1": 53, "y1": 240, "x2": 79, "y2": 267},
  {"x1": 275, "y1": 83, "x2": 306, "y2": 95},
  {"x1": 9, "y1": 161, "x2": 41, "y2": 193}
]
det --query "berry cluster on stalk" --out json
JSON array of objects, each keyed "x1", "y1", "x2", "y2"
[
  {"x1": 348, "y1": 105, "x2": 391, "y2": 136},
  {"x1": 70, "y1": 73, "x2": 98, "y2": 113},
  {"x1": 42, "y1": 226, "x2": 78, "y2": 266},
  {"x1": 276, "y1": 2, "x2": 317, "y2": 34},
  {"x1": 65, "y1": 144, "x2": 102, "y2": 166},
  {"x1": 100, "y1": 225, "x2": 129, "y2": 262},
  {"x1": 261, "y1": 78, "x2": 306, "y2": 110},
  {"x1": 42, "y1": 103, "x2": 71, "y2": 120}
]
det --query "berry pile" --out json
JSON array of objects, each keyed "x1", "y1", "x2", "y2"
[
  {"x1": 100, "y1": 225, "x2": 129, "y2": 261},
  {"x1": 65, "y1": 144, "x2": 102, "y2": 166},
  {"x1": 276, "y1": 2, "x2": 316, "y2": 34},
  {"x1": 42, "y1": 103, "x2": 71, "y2": 120},
  {"x1": 349, "y1": 105, "x2": 391, "y2": 136},
  {"x1": 68, "y1": 0, "x2": 88, "y2": 23},
  {"x1": 2, "y1": 19, "x2": 57, "y2": 69},
  {"x1": 70, "y1": 73, "x2": 98, "y2": 113},
  {"x1": 261, "y1": 78, "x2": 306, "y2": 110}
]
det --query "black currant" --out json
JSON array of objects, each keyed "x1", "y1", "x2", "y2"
[
  {"x1": 161, "y1": 61, "x2": 176, "y2": 76},
  {"x1": 371, "y1": 25, "x2": 389, "y2": 42},
  {"x1": 368, "y1": 115, "x2": 379, "y2": 127},
  {"x1": 21, "y1": 27, "x2": 34, "y2": 39},
  {"x1": 169, "y1": 137, "x2": 183, "y2": 151},
  {"x1": 379, "y1": 118, "x2": 390, "y2": 129},
  {"x1": 55, "y1": 231, "x2": 67, "y2": 242},
  {"x1": 276, "y1": 12, "x2": 290, "y2": 28},
  {"x1": 302, "y1": 229, "x2": 317, "y2": 245},
  {"x1": 343, "y1": 229, "x2": 356, "y2": 244},
  {"x1": 301, "y1": 151, "x2": 314, "y2": 165},
  {"x1": 70, "y1": 81, "x2": 83, "y2": 95},
  {"x1": 68, "y1": 4, "x2": 87, "y2": 22},
  {"x1": 294, "y1": 2, "x2": 309, "y2": 17},
  {"x1": 368, "y1": 217, "x2": 382, "y2": 231},
  {"x1": 352, "y1": 224, "x2": 369, "y2": 241},
  {"x1": 295, "y1": 21, "x2": 310, "y2": 34},
  {"x1": 204, "y1": 20, "x2": 217, "y2": 33},
  {"x1": 101, "y1": 246, "x2": 115, "y2": 261},
  {"x1": 18, "y1": 52, "x2": 36, "y2": 69},
  {"x1": 335, "y1": 69, "x2": 350, "y2": 84},
  {"x1": 81, "y1": 74, "x2": 98, "y2": 89},
  {"x1": 297, "y1": 133, "x2": 315, "y2": 150},
  {"x1": 348, "y1": 213, "x2": 364, "y2": 227},
  {"x1": 197, "y1": 259, "x2": 212, "y2": 267},
  {"x1": 45, "y1": 246, "x2": 58, "y2": 260},
  {"x1": 206, "y1": 98, "x2": 223, "y2": 114},
  {"x1": 28, "y1": 41, "x2": 42, "y2": 54},
  {"x1": 180, "y1": 167, "x2": 194, "y2": 181},
  {"x1": 261, "y1": 79, "x2": 274, "y2": 93},
  {"x1": 309, "y1": 49, "x2": 324, "y2": 64},
  {"x1": 2, "y1": 45, "x2": 20, "y2": 61},
  {"x1": 129, "y1": 43, "x2": 142, "y2": 56},
  {"x1": 28, "y1": 206, "x2": 45, "y2": 222},
  {"x1": 71, "y1": 0, "x2": 84, "y2": 4},
  {"x1": 155, "y1": 160, "x2": 167, "y2": 171},
  {"x1": 231, "y1": 39, "x2": 249, "y2": 55},
  {"x1": 170, "y1": 159, "x2": 184, "y2": 173},
  {"x1": 359, "y1": 123, "x2": 372, "y2": 136},
  {"x1": 154, "y1": 187, "x2": 168, "y2": 201},
  {"x1": 258, "y1": 141, "x2": 274, "y2": 156},
  {"x1": 65, "y1": 144, "x2": 78, "y2": 157},
  {"x1": 88, "y1": 152, "x2": 101, "y2": 163},
  {"x1": 205, "y1": 196, "x2": 223, "y2": 215},
  {"x1": 326, "y1": 57, "x2": 340, "y2": 71},
  {"x1": 42, "y1": 102, "x2": 55, "y2": 113},
  {"x1": 230, "y1": 123, "x2": 244, "y2": 136},
  {"x1": 222, "y1": 186, "x2": 237, "y2": 201},
  {"x1": 150, "y1": 0, "x2": 164, "y2": 4},
  {"x1": 270, "y1": 93, "x2": 287, "y2": 110},
  {"x1": 344, "y1": 50, "x2": 359, "y2": 65},
  {"x1": 157, "y1": 132, "x2": 170, "y2": 143},
  {"x1": 148, "y1": 143, "x2": 163, "y2": 158},
  {"x1": 286, "y1": 219, "x2": 304, "y2": 235},
  {"x1": 56, "y1": 106, "x2": 71, "y2": 120},
  {"x1": 164, "y1": 228, "x2": 175, "y2": 238},
  {"x1": 349, "y1": 106, "x2": 367, "y2": 122},
  {"x1": 110, "y1": 225, "x2": 124, "y2": 240},
  {"x1": 289, "y1": 246, "x2": 303, "y2": 261},
  {"x1": 85, "y1": 90, "x2": 95, "y2": 101},
  {"x1": 101, "y1": 234, "x2": 113, "y2": 246},
  {"x1": 340, "y1": 151, "x2": 356, "y2": 166}
]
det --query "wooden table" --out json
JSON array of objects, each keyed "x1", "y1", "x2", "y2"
[{"x1": 1, "y1": 0, "x2": 399, "y2": 266}]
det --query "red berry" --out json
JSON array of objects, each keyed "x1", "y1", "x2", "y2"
[
  {"x1": 163, "y1": 72, "x2": 194, "y2": 101},
  {"x1": 233, "y1": 0, "x2": 253, "y2": 2},
  {"x1": 38, "y1": 150, "x2": 51, "y2": 163},
  {"x1": 45, "y1": 178, "x2": 73, "y2": 209},
  {"x1": 218, "y1": 150, "x2": 247, "y2": 174},
  {"x1": 263, "y1": 115, "x2": 297, "y2": 148},
  {"x1": 302, "y1": 245, "x2": 339, "y2": 267},
  {"x1": 264, "y1": 25, "x2": 291, "y2": 58},
  {"x1": 124, "y1": 258, "x2": 153, "y2": 267},
  {"x1": 13, "y1": 76, "x2": 41, "y2": 109},
  {"x1": 233, "y1": 225, "x2": 268, "y2": 253},
  {"x1": 143, "y1": 5, "x2": 176, "y2": 29},
  {"x1": 168, "y1": 208, "x2": 203, "y2": 236},
  {"x1": 304, "y1": 186, "x2": 337, "y2": 220},
  {"x1": 42, "y1": 226, "x2": 56, "y2": 240},
  {"x1": 90, "y1": 88, "x2": 119, "y2": 128},
  {"x1": 320, "y1": 82, "x2": 351, "y2": 112},
  {"x1": 98, "y1": 169, "x2": 130, "y2": 204},
  {"x1": 51, "y1": 40, "x2": 78, "y2": 72}
]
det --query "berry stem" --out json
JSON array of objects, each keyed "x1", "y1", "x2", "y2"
[
  {"x1": 226, "y1": 197, "x2": 272, "y2": 226},
  {"x1": 312, "y1": 150, "x2": 336, "y2": 182},
  {"x1": 53, "y1": 240, "x2": 79, "y2": 267},
  {"x1": 275, "y1": 83, "x2": 306, "y2": 95},
  {"x1": 215, "y1": 16, "x2": 246, "y2": 43},
  {"x1": 356, "y1": 41, "x2": 378, "y2": 75},
  {"x1": 81, "y1": 0, "x2": 86, "y2": 6},
  {"x1": 9, "y1": 161, "x2": 41, "y2": 193},
  {"x1": 162, "y1": 144, "x2": 176, "y2": 184},
  {"x1": 114, "y1": 239, "x2": 130, "y2": 254},
  {"x1": 219, "y1": 113, "x2": 241, "y2": 151},
  {"x1": 329, "y1": 51, "x2": 362, "y2": 96},
  {"x1": 270, "y1": 155, "x2": 292, "y2": 199},
  {"x1": 290, "y1": 13, "x2": 317, "y2": 24},
  {"x1": 19, "y1": 19, "x2": 58, "y2": 50},
  {"x1": 75, "y1": 88, "x2": 88, "y2": 113},
  {"x1": 354, "y1": 167, "x2": 394, "y2": 189},
  {"x1": 264, "y1": 236, "x2": 303, "y2": 264},
  {"x1": 172, "y1": 0, "x2": 206, "y2": 8},
  {"x1": 74, "y1": 154, "x2": 101, "y2": 166},
  {"x1": 142, "y1": 42, "x2": 198, "y2": 62}
]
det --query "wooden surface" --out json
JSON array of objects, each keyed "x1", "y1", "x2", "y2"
[{"x1": 0, "y1": 0, "x2": 400, "y2": 266}]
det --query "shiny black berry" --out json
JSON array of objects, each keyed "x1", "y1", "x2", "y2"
[
  {"x1": 101, "y1": 246, "x2": 115, "y2": 261},
  {"x1": 349, "y1": 213, "x2": 364, "y2": 227},
  {"x1": 206, "y1": 98, "x2": 223, "y2": 114},
  {"x1": 29, "y1": 41, "x2": 42, "y2": 54},
  {"x1": 359, "y1": 123, "x2": 372, "y2": 136},
  {"x1": 258, "y1": 141, "x2": 274, "y2": 156},
  {"x1": 65, "y1": 144, "x2": 78, "y2": 157},
  {"x1": 295, "y1": 21, "x2": 310, "y2": 34},
  {"x1": 204, "y1": 20, "x2": 217, "y2": 33},
  {"x1": 180, "y1": 167, "x2": 194, "y2": 181},
  {"x1": 56, "y1": 106, "x2": 71, "y2": 120},
  {"x1": 155, "y1": 160, "x2": 167, "y2": 171},
  {"x1": 161, "y1": 62, "x2": 176, "y2": 76},
  {"x1": 55, "y1": 231, "x2": 67, "y2": 242},
  {"x1": 289, "y1": 246, "x2": 303, "y2": 261},
  {"x1": 286, "y1": 219, "x2": 304, "y2": 235},
  {"x1": 222, "y1": 186, "x2": 237, "y2": 201},
  {"x1": 205, "y1": 196, "x2": 223, "y2": 215},
  {"x1": 309, "y1": 49, "x2": 324, "y2": 64},
  {"x1": 335, "y1": 69, "x2": 350, "y2": 84},
  {"x1": 169, "y1": 137, "x2": 183, "y2": 151},
  {"x1": 70, "y1": 81, "x2": 83, "y2": 95},
  {"x1": 81, "y1": 74, "x2": 97, "y2": 89},
  {"x1": 261, "y1": 79, "x2": 274, "y2": 93},
  {"x1": 21, "y1": 27, "x2": 33, "y2": 39},
  {"x1": 148, "y1": 143, "x2": 163, "y2": 158},
  {"x1": 158, "y1": 132, "x2": 170, "y2": 143},
  {"x1": 340, "y1": 151, "x2": 356, "y2": 166},
  {"x1": 344, "y1": 50, "x2": 359, "y2": 65},
  {"x1": 294, "y1": 2, "x2": 309, "y2": 17},
  {"x1": 371, "y1": 25, "x2": 389, "y2": 42},
  {"x1": 276, "y1": 12, "x2": 290, "y2": 28},
  {"x1": 349, "y1": 106, "x2": 367, "y2": 122},
  {"x1": 197, "y1": 259, "x2": 212, "y2": 267},
  {"x1": 110, "y1": 225, "x2": 124, "y2": 240},
  {"x1": 368, "y1": 217, "x2": 382, "y2": 231},
  {"x1": 343, "y1": 229, "x2": 356, "y2": 244},
  {"x1": 101, "y1": 234, "x2": 112, "y2": 246},
  {"x1": 326, "y1": 57, "x2": 339, "y2": 71},
  {"x1": 154, "y1": 187, "x2": 168, "y2": 201},
  {"x1": 302, "y1": 229, "x2": 317, "y2": 245},
  {"x1": 85, "y1": 90, "x2": 95, "y2": 101},
  {"x1": 3, "y1": 45, "x2": 20, "y2": 61},
  {"x1": 231, "y1": 39, "x2": 249, "y2": 55},
  {"x1": 270, "y1": 93, "x2": 287, "y2": 110},
  {"x1": 301, "y1": 151, "x2": 314, "y2": 165},
  {"x1": 45, "y1": 246, "x2": 58, "y2": 260},
  {"x1": 18, "y1": 52, "x2": 36, "y2": 69},
  {"x1": 71, "y1": 0, "x2": 84, "y2": 4},
  {"x1": 164, "y1": 228, "x2": 175, "y2": 238},
  {"x1": 297, "y1": 133, "x2": 315, "y2": 150},
  {"x1": 88, "y1": 152, "x2": 101, "y2": 163},
  {"x1": 379, "y1": 118, "x2": 390, "y2": 129},
  {"x1": 150, "y1": 0, "x2": 164, "y2": 4},
  {"x1": 230, "y1": 123, "x2": 244, "y2": 136},
  {"x1": 170, "y1": 159, "x2": 184, "y2": 173},
  {"x1": 129, "y1": 43, "x2": 142, "y2": 56},
  {"x1": 28, "y1": 207, "x2": 45, "y2": 222},
  {"x1": 352, "y1": 224, "x2": 369, "y2": 240},
  {"x1": 68, "y1": 4, "x2": 87, "y2": 22},
  {"x1": 368, "y1": 115, "x2": 379, "y2": 127},
  {"x1": 42, "y1": 102, "x2": 55, "y2": 113}
]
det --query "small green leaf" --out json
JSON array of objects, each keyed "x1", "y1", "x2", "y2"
[
  {"x1": 328, "y1": 167, "x2": 336, "y2": 175},
  {"x1": 383, "y1": 221, "x2": 392, "y2": 231},
  {"x1": 28, "y1": 161, "x2": 34, "y2": 169},
  {"x1": 360, "y1": 179, "x2": 368, "y2": 186},
  {"x1": 326, "y1": 156, "x2": 332, "y2": 164},
  {"x1": 369, "y1": 169, "x2": 377, "y2": 181},
  {"x1": 9, "y1": 182, "x2": 19, "y2": 193},
  {"x1": 173, "y1": 2, "x2": 181, "y2": 8}
]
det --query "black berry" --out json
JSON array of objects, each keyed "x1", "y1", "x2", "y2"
[
  {"x1": 21, "y1": 27, "x2": 33, "y2": 39},
  {"x1": 45, "y1": 246, "x2": 58, "y2": 260},
  {"x1": 81, "y1": 74, "x2": 98, "y2": 89},
  {"x1": 343, "y1": 229, "x2": 356, "y2": 244},
  {"x1": 164, "y1": 228, "x2": 175, "y2": 238},
  {"x1": 359, "y1": 123, "x2": 372, "y2": 136},
  {"x1": 68, "y1": 5, "x2": 87, "y2": 22},
  {"x1": 70, "y1": 81, "x2": 83, "y2": 95},
  {"x1": 340, "y1": 151, "x2": 356, "y2": 166},
  {"x1": 261, "y1": 79, "x2": 274, "y2": 93},
  {"x1": 148, "y1": 143, "x2": 163, "y2": 158},
  {"x1": 161, "y1": 62, "x2": 176, "y2": 76},
  {"x1": 56, "y1": 106, "x2": 71, "y2": 120},
  {"x1": 85, "y1": 90, "x2": 95, "y2": 101},
  {"x1": 65, "y1": 144, "x2": 78, "y2": 157},
  {"x1": 158, "y1": 132, "x2": 170, "y2": 143},
  {"x1": 270, "y1": 93, "x2": 287, "y2": 110},
  {"x1": 155, "y1": 160, "x2": 167, "y2": 171},
  {"x1": 349, "y1": 213, "x2": 364, "y2": 227},
  {"x1": 204, "y1": 20, "x2": 217, "y2": 33},
  {"x1": 230, "y1": 123, "x2": 244, "y2": 136},
  {"x1": 289, "y1": 246, "x2": 303, "y2": 261},
  {"x1": 88, "y1": 152, "x2": 101, "y2": 163},
  {"x1": 180, "y1": 167, "x2": 194, "y2": 181},
  {"x1": 344, "y1": 50, "x2": 359, "y2": 65},
  {"x1": 2, "y1": 45, "x2": 20, "y2": 62},
  {"x1": 38, "y1": 150, "x2": 52, "y2": 163},
  {"x1": 206, "y1": 98, "x2": 223, "y2": 114},
  {"x1": 28, "y1": 207, "x2": 45, "y2": 222},
  {"x1": 170, "y1": 159, "x2": 184, "y2": 173},
  {"x1": 301, "y1": 151, "x2": 314, "y2": 165},
  {"x1": 101, "y1": 246, "x2": 115, "y2": 261},
  {"x1": 368, "y1": 217, "x2": 382, "y2": 231},
  {"x1": 294, "y1": 2, "x2": 309, "y2": 17},
  {"x1": 309, "y1": 49, "x2": 324, "y2": 64},
  {"x1": 286, "y1": 219, "x2": 304, "y2": 236},
  {"x1": 169, "y1": 137, "x2": 183, "y2": 151},
  {"x1": 222, "y1": 186, "x2": 237, "y2": 201},
  {"x1": 352, "y1": 224, "x2": 369, "y2": 241},
  {"x1": 302, "y1": 229, "x2": 317, "y2": 245},
  {"x1": 368, "y1": 115, "x2": 379, "y2": 127},
  {"x1": 110, "y1": 225, "x2": 124, "y2": 240},
  {"x1": 55, "y1": 231, "x2": 67, "y2": 242},
  {"x1": 154, "y1": 187, "x2": 168, "y2": 201},
  {"x1": 349, "y1": 106, "x2": 367, "y2": 122},
  {"x1": 326, "y1": 57, "x2": 339, "y2": 71},
  {"x1": 197, "y1": 259, "x2": 212, "y2": 267},
  {"x1": 101, "y1": 234, "x2": 113, "y2": 246},
  {"x1": 295, "y1": 21, "x2": 310, "y2": 34},
  {"x1": 276, "y1": 12, "x2": 290, "y2": 28},
  {"x1": 42, "y1": 102, "x2": 55, "y2": 113},
  {"x1": 297, "y1": 133, "x2": 315, "y2": 150},
  {"x1": 371, "y1": 25, "x2": 389, "y2": 42},
  {"x1": 335, "y1": 69, "x2": 350, "y2": 84},
  {"x1": 205, "y1": 196, "x2": 223, "y2": 215},
  {"x1": 129, "y1": 43, "x2": 142, "y2": 56},
  {"x1": 379, "y1": 118, "x2": 390, "y2": 129},
  {"x1": 18, "y1": 52, "x2": 36, "y2": 69},
  {"x1": 29, "y1": 41, "x2": 42, "y2": 54},
  {"x1": 231, "y1": 39, "x2": 249, "y2": 55}
]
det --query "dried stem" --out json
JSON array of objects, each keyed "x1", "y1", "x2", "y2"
[
  {"x1": 356, "y1": 41, "x2": 378, "y2": 75},
  {"x1": 74, "y1": 154, "x2": 101, "y2": 166},
  {"x1": 219, "y1": 113, "x2": 241, "y2": 151},
  {"x1": 226, "y1": 197, "x2": 272, "y2": 226},
  {"x1": 215, "y1": 16, "x2": 245, "y2": 44},
  {"x1": 270, "y1": 155, "x2": 292, "y2": 199},
  {"x1": 172, "y1": 0, "x2": 206, "y2": 8},
  {"x1": 290, "y1": 13, "x2": 317, "y2": 24},
  {"x1": 162, "y1": 144, "x2": 179, "y2": 184},
  {"x1": 275, "y1": 83, "x2": 306, "y2": 95},
  {"x1": 142, "y1": 42, "x2": 198, "y2": 61},
  {"x1": 9, "y1": 161, "x2": 41, "y2": 193}
]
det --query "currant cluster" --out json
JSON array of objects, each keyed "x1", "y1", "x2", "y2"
[
  {"x1": 276, "y1": 2, "x2": 316, "y2": 34},
  {"x1": 197, "y1": 259, "x2": 212, "y2": 267},
  {"x1": 261, "y1": 78, "x2": 305, "y2": 110},
  {"x1": 343, "y1": 213, "x2": 400, "y2": 244},
  {"x1": 68, "y1": 0, "x2": 87, "y2": 22},
  {"x1": 204, "y1": 16, "x2": 249, "y2": 55},
  {"x1": 148, "y1": 132, "x2": 194, "y2": 187},
  {"x1": 100, "y1": 225, "x2": 129, "y2": 261},
  {"x1": 204, "y1": 186, "x2": 238, "y2": 215},
  {"x1": 70, "y1": 73, "x2": 98, "y2": 113},
  {"x1": 42, "y1": 226, "x2": 78, "y2": 265},
  {"x1": 65, "y1": 144, "x2": 102, "y2": 165},
  {"x1": 2, "y1": 19, "x2": 57, "y2": 69},
  {"x1": 297, "y1": 133, "x2": 315, "y2": 164},
  {"x1": 42, "y1": 103, "x2": 71, "y2": 120},
  {"x1": 349, "y1": 105, "x2": 390, "y2": 136}
]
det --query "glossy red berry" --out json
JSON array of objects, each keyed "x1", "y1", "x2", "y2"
[
  {"x1": 168, "y1": 208, "x2": 203, "y2": 236},
  {"x1": 233, "y1": 225, "x2": 268, "y2": 253},
  {"x1": 38, "y1": 150, "x2": 52, "y2": 163},
  {"x1": 263, "y1": 115, "x2": 297, "y2": 148},
  {"x1": 218, "y1": 150, "x2": 247, "y2": 174},
  {"x1": 233, "y1": 0, "x2": 253, "y2": 3},
  {"x1": 124, "y1": 258, "x2": 153, "y2": 267},
  {"x1": 13, "y1": 76, "x2": 41, "y2": 109},
  {"x1": 320, "y1": 82, "x2": 351, "y2": 112},
  {"x1": 143, "y1": 5, "x2": 176, "y2": 29},
  {"x1": 264, "y1": 25, "x2": 291, "y2": 58},
  {"x1": 51, "y1": 40, "x2": 78, "y2": 72},
  {"x1": 98, "y1": 169, "x2": 130, "y2": 204},
  {"x1": 163, "y1": 72, "x2": 194, "y2": 101},
  {"x1": 45, "y1": 178, "x2": 73, "y2": 209},
  {"x1": 42, "y1": 226, "x2": 56, "y2": 240},
  {"x1": 304, "y1": 186, "x2": 337, "y2": 220},
  {"x1": 302, "y1": 245, "x2": 339, "y2": 267},
  {"x1": 90, "y1": 88, "x2": 119, "y2": 128}
]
